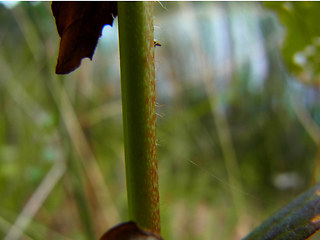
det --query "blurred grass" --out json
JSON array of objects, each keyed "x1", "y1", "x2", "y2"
[{"x1": 0, "y1": 2, "x2": 319, "y2": 240}]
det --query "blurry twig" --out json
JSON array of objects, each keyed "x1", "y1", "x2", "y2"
[
  {"x1": 17, "y1": 1, "x2": 120, "y2": 232},
  {"x1": 0, "y1": 217, "x2": 32, "y2": 240},
  {"x1": 0, "y1": 46, "x2": 70, "y2": 240},
  {"x1": 11, "y1": 4, "x2": 43, "y2": 63},
  {"x1": 0, "y1": 57, "x2": 50, "y2": 127},
  {"x1": 290, "y1": 94, "x2": 320, "y2": 145},
  {"x1": 179, "y1": 2, "x2": 248, "y2": 233},
  {"x1": 290, "y1": 93, "x2": 320, "y2": 183},
  {"x1": 81, "y1": 100, "x2": 122, "y2": 127},
  {"x1": 57, "y1": 85, "x2": 120, "y2": 229},
  {"x1": 4, "y1": 158, "x2": 66, "y2": 240}
]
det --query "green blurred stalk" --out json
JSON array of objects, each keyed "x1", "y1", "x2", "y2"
[
  {"x1": 117, "y1": 2, "x2": 160, "y2": 234},
  {"x1": 67, "y1": 151, "x2": 95, "y2": 240}
]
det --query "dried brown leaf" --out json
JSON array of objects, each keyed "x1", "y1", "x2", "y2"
[
  {"x1": 100, "y1": 221, "x2": 163, "y2": 240},
  {"x1": 51, "y1": 1, "x2": 117, "y2": 74}
]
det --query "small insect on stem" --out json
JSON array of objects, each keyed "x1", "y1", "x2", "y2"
[{"x1": 154, "y1": 40, "x2": 162, "y2": 47}]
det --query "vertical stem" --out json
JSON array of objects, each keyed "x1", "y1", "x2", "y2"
[
  {"x1": 117, "y1": 2, "x2": 160, "y2": 234},
  {"x1": 67, "y1": 153, "x2": 95, "y2": 240}
]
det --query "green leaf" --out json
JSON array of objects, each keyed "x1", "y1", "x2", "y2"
[
  {"x1": 264, "y1": 2, "x2": 320, "y2": 85},
  {"x1": 243, "y1": 183, "x2": 320, "y2": 240}
]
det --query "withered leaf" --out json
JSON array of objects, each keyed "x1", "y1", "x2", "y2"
[
  {"x1": 100, "y1": 221, "x2": 163, "y2": 240},
  {"x1": 51, "y1": 1, "x2": 117, "y2": 74}
]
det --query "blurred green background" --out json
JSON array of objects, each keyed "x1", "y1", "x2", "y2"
[{"x1": 1, "y1": 2, "x2": 320, "y2": 240}]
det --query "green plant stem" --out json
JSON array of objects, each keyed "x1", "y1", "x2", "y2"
[
  {"x1": 243, "y1": 182, "x2": 320, "y2": 240},
  {"x1": 117, "y1": 2, "x2": 160, "y2": 234},
  {"x1": 67, "y1": 152, "x2": 95, "y2": 240}
]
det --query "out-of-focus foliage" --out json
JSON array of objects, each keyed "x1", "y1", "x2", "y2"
[
  {"x1": 264, "y1": 2, "x2": 320, "y2": 86},
  {"x1": 0, "y1": 2, "x2": 319, "y2": 240}
]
